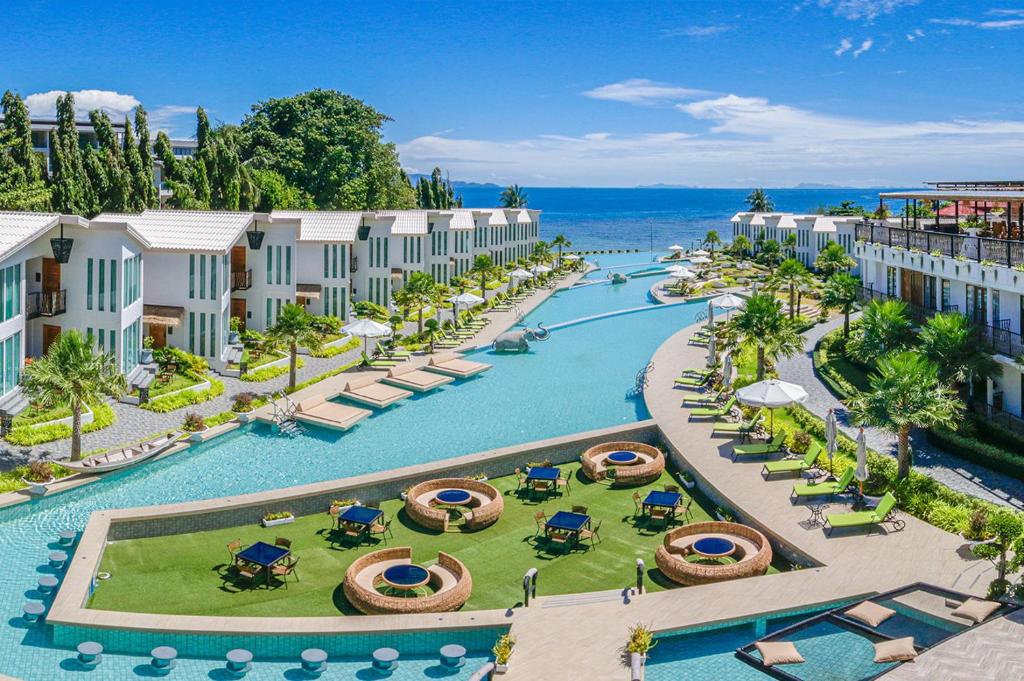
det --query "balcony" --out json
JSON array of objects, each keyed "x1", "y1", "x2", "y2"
[
  {"x1": 856, "y1": 223, "x2": 1024, "y2": 268},
  {"x1": 26, "y1": 290, "x2": 67, "y2": 319},
  {"x1": 231, "y1": 269, "x2": 252, "y2": 291}
]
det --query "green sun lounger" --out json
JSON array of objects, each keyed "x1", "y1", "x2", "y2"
[
  {"x1": 790, "y1": 466, "x2": 855, "y2": 501},
  {"x1": 689, "y1": 396, "x2": 737, "y2": 419},
  {"x1": 711, "y1": 409, "x2": 763, "y2": 436},
  {"x1": 361, "y1": 352, "x2": 398, "y2": 369},
  {"x1": 824, "y1": 492, "x2": 902, "y2": 536},
  {"x1": 689, "y1": 337, "x2": 710, "y2": 347},
  {"x1": 376, "y1": 341, "x2": 411, "y2": 358},
  {"x1": 675, "y1": 372, "x2": 711, "y2": 387},
  {"x1": 761, "y1": 443, "x2": 822, "y2": 479},
  {"x1": 731, "y1": 432, "x2": 786, "y2": 460},
  {"x1": 682, "y1": 390, "x2": 726, "y2": 406}
]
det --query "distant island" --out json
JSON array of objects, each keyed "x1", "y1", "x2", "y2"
[
  {"x1": 635, "y1": 183, "x2": 697, "y2": 189},
  {"x1": 406, "y1": 174, "x2": 501, "y2": 190}
]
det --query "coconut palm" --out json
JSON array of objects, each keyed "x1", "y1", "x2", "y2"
[
  {"x1": 820, "y1": 272, "x2": 860, "y2": 337},
  {"x1": 267, "y1": 303, "x2": 323, "y2": 389},
  {"x1": 746, "y1": 188, "x2": 773, "y2": 212},
  {"x1": 551, "y1": 234, "x2": 572, "y2": 268},
  {"x1": 703, "y1": 230, "x2": 722, "y2": 255},
  {"x1": 849, "y1": 299, "x2": 911, "y2": 364},
  {"x1": 769, "y1": 258, "x2": 812, "y2": 319},
  {"x1": 402, "y1": 271, "x2": 436, "y2": 335},
  {"x1": 782, "y1": 232, "x2": 797, "y2": 258},
  {"x1": 758, "y1": 239, "x2": 783, "y2": 273},
  {"x1": 849, "y1": 352, "x2": 961, "y2": 479},
  {"x1": 918, "y1": 312, "x2": 999, "y2": 402},
  {"x1": 815, "y1": 242, "x2": 856, "y2": 278},
  {"x1": 724, "y1": 293, "x2": 802, "y2": 381},
  {"x1": 22, "y1": 329, "x2": 126, "y2": 461},
  {"x1": 471, "y1": 254, "x2": 495, "y2": 302},
  {"x1": 500, "y1": 184, "x2": 528, "y2": 208},
  {"x1": 429, "y1": 281, "x2": 452, "y2": 324},
  {"x1": 450, "y1": 275, "x2": 471, "y2": 295},
  {"x1": 531, "y1": 240, "x2": 552, "y2": 266},
  {"x1": 731, "y1": 234, "x2": 751, "y2": 258}
]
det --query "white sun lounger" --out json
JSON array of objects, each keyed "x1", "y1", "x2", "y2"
[
  {"x1": 424, "y1": 353, "x2": 492, "y2": 379},
  {"x1": 293, "y1": 395, "x2": 371, "y2": 430},
  {"x1": 381, "y1": 363, "x2": 455, "y2": 392},
  {"x1": 338, "y1": 375, "x2": 412, "y2": 408}
]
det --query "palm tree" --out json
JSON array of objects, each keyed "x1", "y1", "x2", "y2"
[
  {"x1": 849, "y1": 299, "x2": 911, "y2": 364},
  {"x1": 849, "y1": 352, "x2": 961, "y2": 479},
  {"x1": 724, "y1": 293, "x2": 802, "y2": 381},
  {"x1": 500, "y1": 184, "x2": 528, "y2": 208},
  {"x1": 22, "y1": 330, "x2": 126, "y2": 461},
  {"x1": 731, "y1": 234, "x2": 751, "y2": 258},
  {"x1": 918, "y1": 312, "x2": 999, "y2": 403},
  {"x1": 531, "y1": 240, "x2": 552, "y2": 266},
  {"x1": 429, "y1": 281, "x2": 452, "y2": 324},
  {"x1": 782, "y1": 232, "x2": 797, "y2": 258},
  {"x1": 450, "y1": 275, "x2": 471, "y2": 295},
  {"x1": 267, "y1": 303, "x2": 323, "y2": 389},
  {"x1": 402, "y1": 271, "x2": 435, "y2": 335},
  {"x1": 758, "y1": 239, "x2": 783, "y2": 273},
  {"x1": 769, "y1": 258, "x2": 811, "y2": 319},
  {"x1": 471, "y1": 254, "x2": 495, "y2": 302},
  {"x1": 815, "y1": 242, "x2": 856, "y2": 278},
  {"x1": 551, "y1": 234, "x2": 572, "y2": 268},
  {"x1": 746, "y1": 188, "x2": 774, "y2": 212},
  {"x1": 703, "y1": 230, "x2": 722, "y2": 255},
  {"x1": 820, "y1": 272, "x2": 860, "y2": 337}
]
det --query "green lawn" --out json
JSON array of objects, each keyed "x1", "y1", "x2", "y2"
[
  {"x1": 130, "y1": 372, "x2": 203, "y2": 398},
  {"x1": 89, "y1": 463, "x2": 787, "y2": 618}
]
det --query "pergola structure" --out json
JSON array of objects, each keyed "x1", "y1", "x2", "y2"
[{"x1": 880, "y1": 186, "x2": 1024, "y2": 238}]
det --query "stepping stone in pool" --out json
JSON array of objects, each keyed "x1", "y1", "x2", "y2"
[
  {"x1": 300, "y1": 648, "x2": 328, "y2": 677},
  {"x1": 150, "y1": 646, "x2": 177, "y2": 675},
  {"x1": 225, "y1": 648, "x2": 253, "y2": 677},
  {"x1": 372, "y1": 647, "x2": 399, "y2": 673},
  {"x1": 440, "y1": 644, "x2": 466, "y2": 668},
  {"x1": 76, "y1": 641, "x2": 103, "y2": 669}
]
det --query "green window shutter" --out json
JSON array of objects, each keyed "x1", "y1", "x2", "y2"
[
  {"x1": 286, "y1": 246, "x2": 292, "y2": 285},
  {"x1": 324, "y1": 244, "x2": 329, "y2": 278},
  {"x1": 86, "y1": 258, "x2": 94, "y2": 310},
  {"x1": 266, "y1": 246, "x2": 273, "y2": 284},
  {"x1": 110, "y1": 259, "x2": 117, "y2": 312},
  {"x1": 189, "y1": 254, "x2": 195, "y2": 299},
  {"x1": 210, "y1": 255, "x2": 217, "y2": 299}
]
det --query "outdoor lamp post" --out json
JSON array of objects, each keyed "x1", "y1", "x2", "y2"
[{"x1": 635, "y1": 558, "x2": 645, "y2": 594}]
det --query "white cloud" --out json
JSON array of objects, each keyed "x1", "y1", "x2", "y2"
[
  {"x1": 662, "y1": 24, "x2": 733, "y2": 38},
  {"x1": 148, "y1": 105, "x2": 198, "y2": 136},
  {"x1": 834, "y1": 38, "x2": 853, "y2": 55},
  {"x1": 930, "y1": 9, "x2": 1024, "y2": 29},
  {"x1": 581, "y1": 79, "x2": 709, "y2": 105},
  {"x1": 816, "y1": 0, "x2": 920, "y2": 21},
  {"x1": 852, "y1": 38, "x2": 874, "y2": 56},
  {"x1": 25, "y1": 89, "x2": 141, "y2": 119},
  {"x1": 905, "y1": 28, "x2": 925, "y2": 41}
]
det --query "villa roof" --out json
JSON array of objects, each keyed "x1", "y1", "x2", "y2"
[
  {"x1": 475, "y1": 209, "x2": 509, "y2": 226},
  {"x1": 505, "y1": 208, "x2": 533, "y2": 223},
  {"x1": 377, "y1": 210, "x2": 428, "y2": 235},
  {"x1": 730, "y1": 212, "x2": 754, "y2": 223},
  {"x1": 0, "y1": 212, "x2": 61, "y2": 262},
  {"x1": 274, "y1": 210, "x2": 361, "y2": 242},
  {"x1": 93, "y1": 210, "x2": 256, "y2": 252},
  {"x1": 441, "y1": 209, "x2": 476, "y2": 231},
  {"x1": 880, "y1": 189, "x2": 1024, "y2": 202}
]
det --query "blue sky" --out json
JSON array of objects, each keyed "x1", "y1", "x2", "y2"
[{"x1": 5, "y1": 0, "x2": 1024, "y2": 187}]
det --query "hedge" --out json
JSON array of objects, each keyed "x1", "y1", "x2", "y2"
[
  {"x1": 310, "y1": 338, "x2": 360, "y2": 359},
  {"x1": 240, "y1": 358, "x2": 304, "y2": 382},
  {"x1": 285, "y1": 358, "x2": 362, "y2": 394},
  {"x1": 140, "y1": 377, "x2": 225, "y2": 413},
  {"x1": 927, "y1": 426, "x2": 1024, "y2": 481},
  {"x1": 4, "y1": 401, "x2": 117, "y2": 446}
]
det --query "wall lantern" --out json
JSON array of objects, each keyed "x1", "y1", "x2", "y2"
[{"x1": 50, "y1": 224, "x2": 74, "y2": 263}]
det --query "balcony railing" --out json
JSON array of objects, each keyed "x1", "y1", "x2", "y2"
[
  {"x1": 855, "y1": 286, "x2": 956, "y2": 326},
  {"x1": 25, "y1": 290, "x2": 67, "y2": 319},
  {"x1": 231, "y1": 269, "x2": 252, "y2": 291},
  {"x1": 856, "y1": 223, "x2": 1024, "y2": 268}
]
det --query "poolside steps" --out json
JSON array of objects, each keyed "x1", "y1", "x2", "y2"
[
  {"x1": 276, "y1": 419, "x2": 305, "y2": 436},
  {"x1": 539, "y1": 588, "x2": 628, "y2": 608}
]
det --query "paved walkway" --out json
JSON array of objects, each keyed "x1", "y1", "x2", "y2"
[{"x1": 777, "y1": 315, "x2": 1024, "y2": 509}]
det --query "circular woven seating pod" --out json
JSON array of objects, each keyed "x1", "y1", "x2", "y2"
[
  {"x1": 580, "y1": 441, "x2": 665, "y2": 485},
  {"x1": 654, "y1": 521, "x2": 772, "y2": 586},
  {"x1": 343, "y1": 547, "x2": 473, "y2": 615},
  {"x1": 404, "y1": 477, "x2": 504, "y2": 532}
]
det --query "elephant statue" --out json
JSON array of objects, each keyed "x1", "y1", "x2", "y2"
[
  {"x1": 610, "y1": 272, "x2": 628, "y2": 284},
  {"x1": 492, "y1": 324, "x2": 550, "y2": 352}
]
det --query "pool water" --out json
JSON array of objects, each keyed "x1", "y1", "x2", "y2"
[
  {"x1": 0, "y1": 257, "x2": 702, "y2": 679},
  {"x1": 773, "y1": 619, "x2": 897, "y2": 680}
]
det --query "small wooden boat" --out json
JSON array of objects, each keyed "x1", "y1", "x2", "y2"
[{"x1": 60, "y1": 431, "x2": 182, "y2": 474}]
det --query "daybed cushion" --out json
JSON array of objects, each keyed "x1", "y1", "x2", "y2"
[
  {"x1": 755, "y1": 641, "x2": 805, "y2": 666},
  {"x1": 344, "y1": 375, "x2": 378, "y2": 391},
  {"x1": 297, "y1": 395, "x2": 325, "y2": 412},
  {"x1": 951, "y1": 597, "x2": 1002, "y2": 624},
  {"x1": 873, "y1": 637, "x2": 918, "y2": 663},
  {"x1": 845, "y1": 601, "x2": 896, "y2": 628}
]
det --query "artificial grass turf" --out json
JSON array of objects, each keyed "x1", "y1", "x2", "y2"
[{"x1": 89, "y1": 463, "x2": 784, "y2": 618}]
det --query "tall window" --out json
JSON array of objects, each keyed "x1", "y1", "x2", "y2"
[
  {"x1": 98, "y1": 259, "x2": 105, "y2": 311},
  {"x1": 285, "y1": 246, "x2": 292, "y2": 285},
  {"x1": 0, "y1": 264, "x2": 21, "y2": 322},
  {"x1": 109, "y1": 259, "x2": 117, "y2": 313},
  {"x1": 189, "y1": 254, "x2": 195, "y2": 299},
  {"x1": 86, "y1": 258, "x2": 94, "y2": 310},
  {"x1": 210, "y1": 254, "x2": 217, "y2": 299},
  {"x1": 266, "y1": 246, "x2": 273, "y2": 284},
  {"x1": 199, "y1": 255, "x2": 206, "y2": 300}
]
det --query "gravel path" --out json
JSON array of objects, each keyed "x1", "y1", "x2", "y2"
[{"x1": 777, "y1": 314, "x2": 1024, "y2": 510}]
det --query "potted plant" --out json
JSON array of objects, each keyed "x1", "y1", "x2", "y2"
[
  {"x1": 399, "y1": 487, "x2": 410, "y2": 501},
  {"x1": 232, "y1": 392, "x2": 257, "y2": 422},
  {"x1": 228, "y1": 316, "x2": 242, "y2": 345},
  {"x1": 715, "y1": 505, "x2": 735, "y2": 522},
  {"x1": 961, "y1": 508, "x2": 994, "y2": 546},
  {"x1": 140, "y1": 335, "x2": 155, "y2": 365},
  {"x1": 21, "y1": 460, "x2": 56, "y2": 496},
  {"x1": 261, "y1": 510, "x2": 295, "y2": 528},
  {"x1": 625, "y1": 623, "x2": 656, "y2": 679},
  {"x1": 183, "y1": 412, "x2": 207, "y2": 440},
  {"x1": 465, "y1": 472, "x2": 489, "y2": 482},
  {"x1": 492, "y1": 633, "x2": 515, "y2": 674},
  {"x1": 680, "y1": 470, "x2": 696, "y2": 490},
  {"x1": 331, "y1": 498, "x2": 359, "y2": 512}
]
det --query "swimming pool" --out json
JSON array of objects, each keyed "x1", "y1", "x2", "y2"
[{"x1": 0, "y1": 258, "x2": 701, "y2": 679}]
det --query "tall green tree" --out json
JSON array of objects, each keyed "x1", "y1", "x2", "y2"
[
  {"x1": 746, "y1": 188, "x2": 773, "y2": 212},
  {"x1": 121, "y1": 116, "x2": 149, "y2": 211},
  {"x1": 500, "y1": 184, "x2": 528, "y2": 208},
  {"x1": 815, "y1": 241, "x2": 856, "y2": 277},
  {"x1": 196, "y1": 106, "x2": 212, "y2": 152},
  {"x1": 782, "y1": 232, "x2": 797, "y2": 258},
  {"x1": 731, "y1": 235, "x2": 751, "y2": 257},
  {"x1": 88, "y1": 110, "x2": 131, "y2": 212},
  {"x1": 0, "y1": 91, "x2": 50, "y2": 210},
  {"x1": 252, "y1": 169, "x2": 315, "y2": 210},
  {"x1": 769, "y1": 258, "x2": 811, "y2": 319},
  {"x1": 134, "y1": 105, "x2": 157, "y2": 206},
  {"x1": 50, "y1": 93, "x2": 96, "y2": 215},
  {"x1": 551, "y1": 234, "x2": 572, "y2": 267},
  {"x1": 918, "y1": 312, "x2": 999, "y2": 401},
  {"x1": 472, "y1": 254, "x2": 495, "y2": 302},
  {"x1": 820, "y1": 272, "x2": 860, "y2": 337},
  {"x1": 415, "y1": 167, "x2": 461, "y2": 209},
  {"x1": 725, "y1": 293, "x2": 801, "y2": 381},
  {"x1": 849, "y1": 299, "x2": 911, "y2": 364},
  {"x1": 402, "y1": 271, "x2": 436, "y2": 334},
  {"x1": 849, "y1": 352, "x2": 961, "y2": 479},
  {"x1": 758, "y1": 239, "x2": 783, "y2": 273},
  {"x1": 266, "y1": 303, "x2": 323, "y2": 389},
  {"x1": 21, "y1": 330, "x2": 126, "y2": 461},
  {"x1": 703, "y1": 230, "x2": 722, "y2": 254}
]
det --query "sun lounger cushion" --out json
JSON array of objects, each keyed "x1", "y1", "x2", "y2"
[
  {"x1": 872, "y1": 637, "x2": 917, "y2": 663},
  {"x1": 951, "y1": 597, "x2": 1002, "y2": 624},
  {"x1": 297, "y1": 395, "x2": 326, "y2": 412},
  {"x1": 344, "y1": 375, "x2": 378, "y2": 392},
  {"x1": 755, "y1": 641, "x2": 805, "y2": 666},
  {"x1": 845, "y1": 601, "x2": 896, "y2": 628}
]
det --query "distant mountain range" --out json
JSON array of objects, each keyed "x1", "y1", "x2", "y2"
[{"x1": 406, "y1": 174, "x2": 501, "y2": 189}]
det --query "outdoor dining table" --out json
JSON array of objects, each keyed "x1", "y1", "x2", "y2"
[
  {"x1": 526, "y1": 466, "x2": 561, "y2": 496},
  {"x1": 337, "y1": 505, "x2": 383, "y2": 543},
  {"x1": 642, "y1": 490, "x2": 683, "y2": 521},
  {"x1": 544, "y1": 510, "x2": 590, "y2": 548},
  {"x1": 234, "y1": 541, "x2": 290, "y2": 585}
]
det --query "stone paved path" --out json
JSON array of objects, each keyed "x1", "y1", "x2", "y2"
[{"x1": 777, "y1": 314, "x2": 1024, "y2": 510}]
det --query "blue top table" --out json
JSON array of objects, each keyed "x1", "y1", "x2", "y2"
[
  {"x1": 692, "y1": 536, "x2": 736, "y2": 558},
  {"x1": 381, "y1": 564, "x2": 431, "y2": 590},
  {"x1": 545, "y1": 511, "x2": 590, "y2": 533},
  {"x1": 339, "y1": 505, "x2": 383, "y2": 527},
  {"x1": 526, "y1": 466, "x2": 560, "y2": 481},
  {"x1": 435, "y1": 489, "x2": 472, "y2": 505},
  {"x1": 606, "y1": 450, "x2": 639, "y2": 464},
  {"x1": 643, "y1": 490, "x2": 682, "y2": 510},
  {"x1": 235, "y1": 541, "x2": 289, "y2": 568}
]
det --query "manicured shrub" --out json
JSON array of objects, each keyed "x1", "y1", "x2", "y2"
[
  {"x1": 4, "y1": 401, "x2": 116, "y2": 446},
  {"x1": 141, "y1": 378, "x2": 224, "y2": 413},
  {"x1": 183, "y1": 412, "x2": 205, "y2": 432},
  {"x1": 240, "y1": 358, "x2": 303, "y2": 382}
]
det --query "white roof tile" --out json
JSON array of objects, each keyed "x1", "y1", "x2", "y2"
[
  {"x1": 274, "y1": 210, "x2": 360, "y2": 242},
  {"x1": 93, "y1": 210, "x2": 254, "y2": 251},
  {"x1": 377, "y1": 210, "x2": 427, "y2": 235},
  {"x1": 441, "y1": 209, "x2": 475, "y2": 231},
  {"x1": 0, "y1": 212, "x2": 62, "y2": 262},
  {"x1": 473, "y1": 209, "x2": 508, "y2": 226}
]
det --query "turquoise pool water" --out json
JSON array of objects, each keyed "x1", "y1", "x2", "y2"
[
  {"x1": 0, "y1": 264, "x2": 702, "y2": 679},
  {"x1": 771, "y1": 619, "x2": 897, "y2": 680}
]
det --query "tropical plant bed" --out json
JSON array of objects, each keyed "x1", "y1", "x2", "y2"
[
  {"x1": 4, "y1": 402, "x2": 115, "y2": 446},
  {"x1": 310, "y1": 338, "x2": 360, "y2": 359},
  {"x1": 131, "y1": 372, "x2": 203, "y2": 399},
  {"x1": 0, "y1": 461, "x2": 75, "y2": 494},
  {"x1": 11, "y1": 404, "x2": 73, "y2": 428},
  {"x1": 813, "y1": 329, "x2": 874, "y2": 400},
  {"x1": 240, "y1": 358, "x2": 304, "y2": 382},
  {"x1": 140, "y1": 378, "x2": 225, "y2": 413}
]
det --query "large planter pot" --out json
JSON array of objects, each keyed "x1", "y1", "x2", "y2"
[
  {"x1": 261, "y1": 515, "x2": 295, "y2": 528},
  {"x1": 139, "y1": 348, "x2": 154, "y2": 364},
  {"x1": 494, "y1": 662, "x2": 509, "y2": 675},
  {"x1": 21, "y1": 477, "x2": 55, "y2": 496},
  {"x1": 629, "y1": 652, "x2": 646, "y2": 681},
  {"x1": 228, "y1": 332, "x2": 240, "y2": 345},
  {"x1": 234, "y1": 411, "x2": 255, "y2": 424}
]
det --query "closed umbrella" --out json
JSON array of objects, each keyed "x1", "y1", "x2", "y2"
[
  {"x1": 342, "y1": 318, "x2": 392, "y2": 356},
  {"x1": 707, "y1": 299, "x2": 715, "y2": 328},
  {"x1": 706, "y1": 334, "x2": 717, "y2": 367},
  {"x1": 735, "y1": 379, "x2": 809, "y2": 437},
  {"x1": 722, "y1": 352, "x2": 733, "y2": 389},
  {"x1": 825, "y1": 409, "x2": 838, "y2": 478},
  {"x1": 854, "y1": 428, "x2": 869, "y2": 497}
]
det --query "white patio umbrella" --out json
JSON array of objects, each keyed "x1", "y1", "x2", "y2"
[
  {"x1": 448, "y1": 292, "x2": 485, "y2": 327},
  {"x1": 722, "y1": 353, "x2": 734, "y2": 389},
  {"x1": 564, "y1": 253, "x2": 580, "y2": 260},
  {"x1": 854, "y1": 428, "x2": 869, "y2": 496},
  {"x1": 735, "y1": 379, "x2": 809, "y2": 436},
  {"x1": 667, "y1": 265, "x2": 696, "y2": 279},
  {"x1": 689, "y1": 255, "x2": 712, "y2": 265},
  {"x1": 532, "y1": 264, "x2": 553, "y2": 274},
  {"x1": 668, "y1": 244, "x2": 684, "y2": 252},
  {"x1": 509, "y1": 268, "x2": 534, "y2": 280},
  {"x1": 825, "y1": 409, "x2": 839, "y2": 478},
  {"x1": 706, "y1": 334, "x2": 717, "y2": 368},
  {"x1": 342, "y1": 318, "x2": 392, "y2": 355},
  {"x1": 691, "y1": 249, "x2": 710, "y2": 256},
  {"x1": 711, "y1": 293, "x2": 745, "y2": 322}
]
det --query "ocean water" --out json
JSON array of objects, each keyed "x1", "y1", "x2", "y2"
[{"x1": 458, "y1": 186, "x2": 904, "y2": 253}]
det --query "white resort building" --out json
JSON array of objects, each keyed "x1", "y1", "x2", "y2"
[{"x1": 730, "y1": 211, "x2": 861, "y2": 271}]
